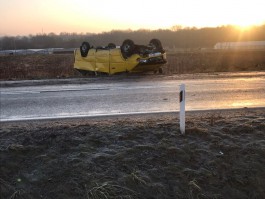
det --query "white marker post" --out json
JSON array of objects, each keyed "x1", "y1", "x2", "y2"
[{"x1": 179, "y1": 84, "x2": 185, "y2": 134}]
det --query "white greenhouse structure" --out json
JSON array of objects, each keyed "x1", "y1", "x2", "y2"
[{"x1": 214, "y1": 41, "x2": 265, "y2": 50}]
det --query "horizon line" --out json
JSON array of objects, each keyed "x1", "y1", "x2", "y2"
[{"x1": 1, "y1": 23, "x2": 264, "y2": 37}]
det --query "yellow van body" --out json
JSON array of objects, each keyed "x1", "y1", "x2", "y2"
[{"x1": 74, "y1": 48, "x2": 166, "y2": 75}]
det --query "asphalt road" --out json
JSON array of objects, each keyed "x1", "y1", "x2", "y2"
[{"x1": 1, "y1": 74, "x2": 265, "y2": 121}]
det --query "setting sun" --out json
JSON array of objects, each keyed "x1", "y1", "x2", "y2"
[{"x1": 0, "y1": 0, "x2": 264, "y2": 35}]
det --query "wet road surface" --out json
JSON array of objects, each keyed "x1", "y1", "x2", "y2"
[{"x1": 1, "y1": 74, "x2": 265, "y2": 121}]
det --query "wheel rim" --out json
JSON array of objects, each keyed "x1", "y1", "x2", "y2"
[
  {"x1": 123, "y1": 44, "x2": 131, "y2": 53},
  {"x1": 81, "y1": 45, "x2": 87, "y2": 52}
]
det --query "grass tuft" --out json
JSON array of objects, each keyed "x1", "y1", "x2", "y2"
[{"x1": 86, "y1": 182, "x2": 137, "y2": 199}]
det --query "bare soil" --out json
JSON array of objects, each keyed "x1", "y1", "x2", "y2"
[{"x1": 1, "y1": 109, "x2": 265, "y2": 199}]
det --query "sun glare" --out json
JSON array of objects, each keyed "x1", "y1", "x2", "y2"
[
  {"x1": 237, "y1": 25, "x2": 255, "y2": 31},
  {"x1": 229, "y1": 17, "x2": 264, "y2": 31}
]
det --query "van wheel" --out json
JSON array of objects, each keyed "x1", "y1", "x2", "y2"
[
  {"x1": 121, "y1": 39, "x2": 135, "y2": 58},
  {"x1": 108, "y1": 43, "x2": 116, "y2": 49},
  {"x1": 149, "y1": 39, "x2": 163, "y2": 52},
  {"x1": 80, "y1": 42, "x2": 90, "y2": 57}
]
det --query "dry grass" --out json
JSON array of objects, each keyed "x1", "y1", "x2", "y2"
[
  {"x1": 165, "y1": 50, "x2": 265, "y2": 74},
  {"x1": 0, "y1": 50, "x2": 265, "y2": 80},
  {"x1": 1, "y1": 109, "x2": 265, "y2": 198},
  {"x1": 0, "y1": 54, "x2": 76, "y2": 80},
  {"x1": 0, "y1": 178, "x2": 29, "y2": 199},
  {"x1": 86, "y1": 182, "x2": 137, "y2": 199}
]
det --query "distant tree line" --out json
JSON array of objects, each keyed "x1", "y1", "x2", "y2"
[{"x1": 1, "y1": 25, "x2": 265, "y2": 50}]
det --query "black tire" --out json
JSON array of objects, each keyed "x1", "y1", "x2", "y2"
[
  {"x1": 80, "y1": 42, "x2": 90, "y2": 57},
  {"x1": 76, "y1": 69, "x2": 97, "y2": 76},
  {"x1": 149, "y1": 39, "x2": 163, "y2": 52},
  {"x1": 121, "y1": 39, "x2": 135, "y2": 58},
  {"x1": 76, "y1": 69, "x2": 88, "y2": 76},
  {"x1": 107, "y1": 43, "x2": 116, "y2": 49}
]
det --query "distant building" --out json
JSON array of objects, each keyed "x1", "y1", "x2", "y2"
[
  {"x1": 0, "y1": 48, "x2": 74, "y2": 55},
  {"x1": 214, "y1": 41, "x2": 265, "y2": 50},
  {"x1": 0, "y1": 49, "x2": 50, "y2": 55}
]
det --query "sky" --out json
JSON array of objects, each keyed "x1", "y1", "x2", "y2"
[{"x1": 0, "y1": 0, "x2": 265, "y2": 36}]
